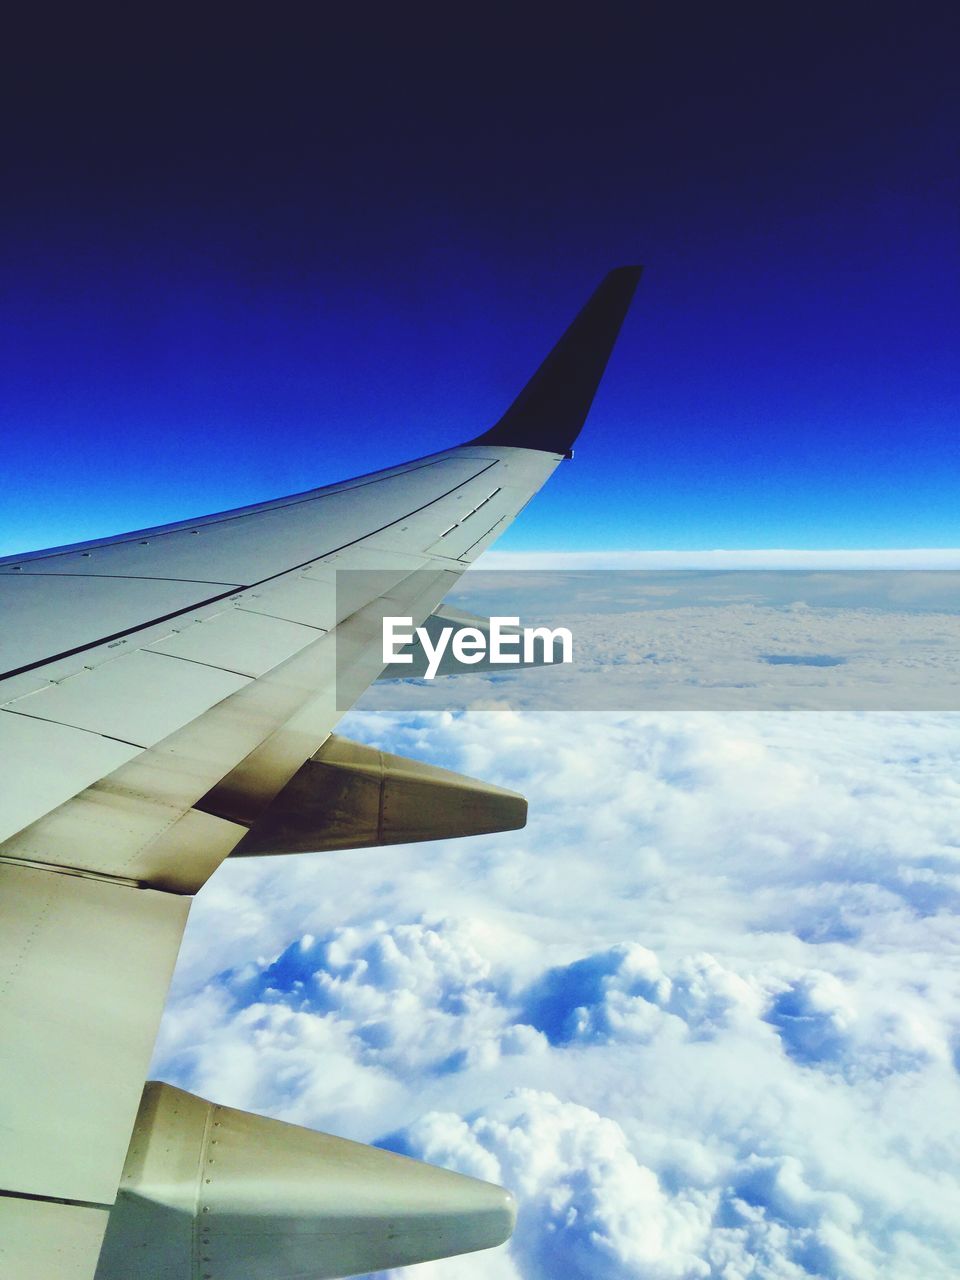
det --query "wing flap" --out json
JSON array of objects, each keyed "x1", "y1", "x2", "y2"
[
  {"x1": 8, "y1": 651, "x2": 250, "y2": 748},
  {"x1": 0, "y1": 864, "x2": 190, "y2": 1204},
  {"x1": 0, "y1": 565, "x2": 459, "y2": 883},
  {"x1": 0, "y1": 575, "x2": 239, "y2": 679},
  {"x1": 146, "y1": 608, "x2": 323, "y2": 678},
  {"x1": 0, "y1": 1198, "x2": 110, "y2": 1280},
  {"x1": 0, "y1": 712, "x2": 139, "y2": 843}
]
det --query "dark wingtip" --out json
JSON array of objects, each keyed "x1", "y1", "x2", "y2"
[{"x1": 467, "y1": 266, "x2": 643, "y2": 455}]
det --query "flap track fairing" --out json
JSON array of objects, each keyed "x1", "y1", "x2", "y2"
[{"x1": 231, "y1": 734, "x2": 526, "y2": 857}]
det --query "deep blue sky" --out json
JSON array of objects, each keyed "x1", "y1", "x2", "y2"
[{"x1": 1, "y1": 7, "x2": 956, "y2": 555}]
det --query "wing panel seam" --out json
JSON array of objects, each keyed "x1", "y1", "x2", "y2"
[
  {"x1": 0, "y1": 1187, "x2": 113, "y2": 1212},
  {"x1": 0, "y1": 855, "x2": 144, "y2": 889}
]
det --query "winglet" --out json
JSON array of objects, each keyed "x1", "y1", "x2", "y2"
[{"x1": 467, "y1": 265, "x2": 642, "y2": 455}]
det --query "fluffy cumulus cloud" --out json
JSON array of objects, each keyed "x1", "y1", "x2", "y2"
[
  {"x1": 408, "y1": 1091, "x2": 714, "y2": 1280},
  {"x1": 518, "y1": 943, "x2": 760, "y2": 1046},
  {"x1": 155, "y1": 695, "x2": 960, "y2": 1278},
  {"x1": 405, "y1": 1091, "x2": 889, "y2": 1280}
]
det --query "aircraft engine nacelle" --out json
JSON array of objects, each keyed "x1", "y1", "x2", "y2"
[{"x1": 94, "y1": 1081, "x2": 515, "y2": 1280}]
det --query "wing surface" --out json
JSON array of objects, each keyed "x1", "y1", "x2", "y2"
[{"x1": 0, "y1": 266, "x2": 641, "y2": 1278}]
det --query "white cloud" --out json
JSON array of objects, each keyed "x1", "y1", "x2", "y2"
[
  {"x1": 408, "y1": 1090, "x2": 714, "y2": 1280},
  {"x1": 156, "y1": 661, "x2": 960, "y2": 1276},
  {"x1": 403, "y1": 1091, "x2": 891, "y2": 1280}
]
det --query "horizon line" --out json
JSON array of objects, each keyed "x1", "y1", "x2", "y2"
[{"x1": 478, "y1": 549, "x2": 960, "y2": 570}]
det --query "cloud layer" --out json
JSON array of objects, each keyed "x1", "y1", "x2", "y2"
[
  {"x1": 155, "y1": 700, "x2": 960, "y2": 1278},
  {"x1": 367, "y1": 570, "x2": 960, "y2": 712}
]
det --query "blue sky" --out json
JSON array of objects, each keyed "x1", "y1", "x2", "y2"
[{"x1": 1, "y1": 8, "x2": 956, "y2": 555}]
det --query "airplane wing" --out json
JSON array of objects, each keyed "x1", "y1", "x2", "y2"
[{"x1": 0, "y1": 266, "x2": 641, "y2": 1280}]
